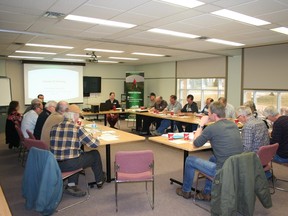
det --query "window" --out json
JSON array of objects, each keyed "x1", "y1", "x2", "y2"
[
  {"x1": 243, "y1": 90, "x2": 288, "y2": 115},
  {"x1": 177, "y1": 78, "x2": 225, "y2": 111}
]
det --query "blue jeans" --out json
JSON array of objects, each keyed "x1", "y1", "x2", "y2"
[
  {"x1": 156, "y1": 119, "x2": 172, "y2": 134},
  {"x1": 182, "y1": 156, "x2": 216, "y2": 195},
  {"x1": 273, "y1": 154, "x2": 288, "y2": 163}
]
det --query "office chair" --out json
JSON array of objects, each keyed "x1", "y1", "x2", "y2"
[
  {"x1": 114, "y1": 150, "x2": 154, "y2": 212},
  {"x1": 257, "y1": 143, "x2": 279, "y2": 194}
]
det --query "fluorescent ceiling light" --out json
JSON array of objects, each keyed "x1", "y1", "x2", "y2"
[
  {"x1": 85, "y1": 48, "x2": 124, "y2": 53},
  {"x1": 26, "y1": 43, "x2": 73, "y2": 49},
  {"x1": 109, "y1": 57, "x2": 138, "y2": 61},
  {"x1": 211, "y1": 9, "x2": 270, "y2": 26},
  {"x1": 15, "y1": 50, "x2": 56, "y2": 55},
  {"x1": 271, "y1": 27, "x2": 288, "y2": 35},
  {"x1": 65, "y1": 15, "x2": 136, "y2": 28},
  {"x1": 66, "y1": 54, "x2": 101, "y2": 58},
  {"x1": 132, "y1": 52, "x2": 165, "y2": 57},
  {"x1": 8, "y1": 55, "x2": 44, "y2": 59},
  {"x1": 148, "y1": 28, "x2": 199, "y2": 38},
  {"x1": 206, "y1": 38, "x2": 244, "y2": 46},
  {"x1": 98, "y1": 60, "x2": 118, "y2": 64},
  {"x1": 53, "y1": 58, "x2": 85, "y2": 62},
  {"x1": 159, "y1": 0, "x2": 204, "y2": 8}
]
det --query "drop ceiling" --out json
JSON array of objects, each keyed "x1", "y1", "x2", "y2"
[{"x1": 0, "y1": 0, "x2": 288, "y2": 65}]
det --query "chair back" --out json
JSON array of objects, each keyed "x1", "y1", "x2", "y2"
[
  {"x1": 15, "y1": 124, "x2": 25, "y2": 142},
  {"x1": 26, "y1": 129, "x2": 36, "y2": 140},
  {"x1": 257, "y1": 143, "x2": 279, "y2": 166},
  {"x1": 23, "y1": 138, "x2": 49, "y2": 150},
  {"x1": 115, "y1": 150, "x2": 154, "y2": 174}
]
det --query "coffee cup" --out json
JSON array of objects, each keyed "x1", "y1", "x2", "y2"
[
  {"x1": 184, "y1": 132, "x2": 189, "y2": 140},
  {"x1": 168, "y1": 133, "x2": 174, "y2": 140}
]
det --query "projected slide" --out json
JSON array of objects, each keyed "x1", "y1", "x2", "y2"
[{"x1": 24, "y1": 64, "x2": 84, "y2": 104}]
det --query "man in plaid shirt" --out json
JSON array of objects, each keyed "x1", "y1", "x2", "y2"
[{"x1": 50, "y1": 104, "x2": 105, "y2": 197}]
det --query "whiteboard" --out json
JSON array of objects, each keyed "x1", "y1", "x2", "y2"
[{"x1": 0, "y1": 77, "x2": 12, "y2": 106}]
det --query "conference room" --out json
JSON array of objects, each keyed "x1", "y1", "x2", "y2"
[{"x1": 1, "y1": 0, "x2": 288, "y2": 215}]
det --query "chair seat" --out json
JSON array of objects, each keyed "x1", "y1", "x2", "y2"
[
  {"x1": 117, "y1": 171, "x2": 153, "y2": 181},
  {"x1": 61, "y1": 168, "x2": 83, "y2": 179}
]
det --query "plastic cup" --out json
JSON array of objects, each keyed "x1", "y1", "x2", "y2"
[
  {"x1": 168, "y1": 133, "x2": 174, "y2": 140},
  {"x1": 184, "y1": 132, "x2": 189, "y2": 140},
  {"x1": 113, "y1": 105, "x2": 116, "y2": 111},
  {"x1": 171, "y1": 110, "x2": 174, "y2": 116},
  {"x1": 234, "y1": 119, "x2": 239, "y2": 124}
]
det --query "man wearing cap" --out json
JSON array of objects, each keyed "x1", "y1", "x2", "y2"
[{"x1": 50, "y1": 104, "x2": 105, "y2": 197}]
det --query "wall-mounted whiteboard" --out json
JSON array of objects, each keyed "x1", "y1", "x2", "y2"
[{"x1": 0, "y1": 77, "x2": 12, "y2": 106}]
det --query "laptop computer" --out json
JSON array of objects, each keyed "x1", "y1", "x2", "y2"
[{"x1": 100, "y1": 102, "x2": 111, "y2": 111}]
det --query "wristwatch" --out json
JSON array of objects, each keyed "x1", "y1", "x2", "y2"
[{"x1": 198, "y1": 125, "x2": 204, "y2": 129}]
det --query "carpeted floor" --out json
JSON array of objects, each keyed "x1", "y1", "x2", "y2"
[{"x1": 0, "y1": 120, "x2": 287, "y2": 216}]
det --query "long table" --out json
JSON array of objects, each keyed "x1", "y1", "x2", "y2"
[
  {"x1": 82, "y1": 110, "x2": 127, "y2": 126},
  {"x1": 84, "y1": 124, "x2": 145, "y2": 184},
  {"x1": 149, "y1": 135, "x2": 211, "y2": 186},
  {"x1": 132, "y1": 110, "x2": 201, "y2": 124}
]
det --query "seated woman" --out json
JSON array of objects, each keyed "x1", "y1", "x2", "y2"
[
  {"x1": 5, "y1": 101, "x2": 22, "y2": 149},
  {"x1": 105, "y1": 92, "x2": 120, "y2": 128}
]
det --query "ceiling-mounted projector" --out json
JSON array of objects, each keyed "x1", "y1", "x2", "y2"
[{"x1": 86, "y1": 51, "x2": 98, "y2": 63}]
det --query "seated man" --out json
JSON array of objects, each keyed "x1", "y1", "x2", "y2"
[
  {"x1": 136, "y1": 92, "x2": 157, "y2": 132},
  {"x1": 176, "y1": 94, "x2": 198, "y2": 132},
  {"x1": 151, "y1": 95, "x2": 182, "y2": 136},
  {"x1": 200, "y1": 98, "x2": 214, "y2": 115},
  {"x1": 236, "y1": 106, "x2": 270, "y2": 152},
  {"x1": 263, "y1": 106, "x2": 288, "y2": 163},
  {"x1": 140, "y1": 96, "x2": 168, "y2": 135},
  {"x1": 105, "y1": 92, "x2": 120, "y2": 128},
  {"x1": 21, "y1": 98, "x2": 43, "y2": 138},
  {"x1": 41, "y1": 101, "x2": 69, "y2": 146},
  {"x1": 176, "y1": 101, "x2": 243, "y2": 200},
  {"x1": 218, "y1": 97, "x2": 236, "y2": 118},
  {"x1": 50, "y1": 104, "x2": 106, "y2": 197},
  {"x1": 33, "y1": 100, "x2": 57, "y2": 140}
]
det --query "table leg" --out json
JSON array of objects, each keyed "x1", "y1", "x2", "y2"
[
  {"x1": 169, "y1": 150, "x2": 188, "y2": 186},
  {"x1": 104, "y1": 114, "x2": 107, "y2": 126},
  {"x1": 88, "y1": 144, "x2": 113, "y2": 188},
  {"x1": 106, "y1": 144, "x2": 112, "y2": 182}
]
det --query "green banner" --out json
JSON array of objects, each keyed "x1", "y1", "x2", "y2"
[{"x1": 125, "y1": 72, "x2": 144, "y2": 108}]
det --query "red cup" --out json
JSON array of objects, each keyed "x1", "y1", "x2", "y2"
[
  {"x1": 171, "y1": 110, "x2": 174, "y2": 116},
  {"x1": 184, "y1": 132, "x2": 189, "y2": 140},
  {"x1": 168, "y1": 133, "x2": 174, "y2": 140},
  {"x1": 234, "y1": 119, "x2": 239, "y2": 124},
  {"x1": 113, "y1": 105, "x2": 116, "y2": 111}
]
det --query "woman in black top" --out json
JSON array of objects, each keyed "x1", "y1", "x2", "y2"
[
  {"x1": 5, "y1": 101, "x2": 22, "y2": 149},
  {"x1": 105, "y1": 92, "x2": 120, "y2": 128}
]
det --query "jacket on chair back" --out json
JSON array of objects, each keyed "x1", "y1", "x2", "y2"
[
  {"x1": 22, "y1": 147, "x2": 63, "y2": 215},
  {"x1": 211, "y1": 152, "x2": 272, "y2": 216}
]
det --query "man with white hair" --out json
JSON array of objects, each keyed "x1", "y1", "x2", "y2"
[
  {"x1": 50, "y1": 104, "x2": 105, "y2": 197},
  {"x1": 236, "y1": 106, "x2": 269, "y2": 152},
  {"x1": 41, "y1": 101, "x2": 69, "y2": 146},
  {"x1": 263, "y1": 106, "x2": 288, "y2": 163},
  {"x1": 33, "y1": 100, "x2": 57, "y2": 140},
  {"x1": 21, "y1": 98, "x2": 43, "y2": 138}
]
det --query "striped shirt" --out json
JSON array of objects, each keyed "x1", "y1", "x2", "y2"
[{"x1": 50, "y1": 119, "x2": 99, "y2": 161}]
